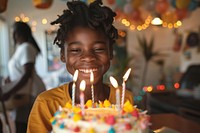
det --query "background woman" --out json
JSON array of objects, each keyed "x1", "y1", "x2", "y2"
[{"x1": 1, "y1": 21, "x2": 46, "y2": 133}]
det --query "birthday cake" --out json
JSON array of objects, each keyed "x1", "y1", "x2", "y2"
[{"x1": 50, "y1": 100, "x2": 150, "y2": 133}]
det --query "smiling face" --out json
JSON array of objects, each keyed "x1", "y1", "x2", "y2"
[{"x1": 61, "y1": 27, "x2": 113, "y2": 85}]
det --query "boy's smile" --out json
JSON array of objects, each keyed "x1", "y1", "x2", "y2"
[{"x1": 61, "y1": 27, "x2": 113, "y2": 85}]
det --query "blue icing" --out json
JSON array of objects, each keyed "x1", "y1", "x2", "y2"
[
  {"x1": 52, "y1": 120, "x2": 57, "y2": 125},
  {"x1": 109, "y1": 127, "x2": 115, "y2": 133},
  {"x1": 54, "y1": 111, "x2": 60, "y2": 116},
  {"x1": 60, "y1": 123, "x2": 65, "y2": 129}
]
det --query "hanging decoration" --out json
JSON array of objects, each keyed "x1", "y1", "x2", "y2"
[
  {"x1": 155, "y1": 0, "x2": 169, "y2": 14},
  {"x1": 0, "y1": 0, "x2": 8, "y2": 13},
  {"x1": 176, "y1": 0, "x2": 191, "y2": 9},
  {"x1": 104, "y1": 0, "x2": 199, "y2": 30},
  {"x1": 62, "y1": 0, "x2": 199, "y2": 30},
  {"x1": 33, "y1": 0, "x2": 53, "y2": 9}
]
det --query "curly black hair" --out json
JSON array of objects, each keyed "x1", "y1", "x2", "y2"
[{"x1": 51, "y1": 0, "x2": 118, "y2": 48}]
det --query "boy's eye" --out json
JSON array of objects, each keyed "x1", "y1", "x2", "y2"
[
  {"x1": 94, "y1": 48, "x2": 105, "y2": 53},
  {"x1": 68, "y1": 48, "x2": 81, "y2": 53}
]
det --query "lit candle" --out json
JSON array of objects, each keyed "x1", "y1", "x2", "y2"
[
  {"x1": 72, "y1": 70, "x2": 78, "y2": 107},
  {"x1": 90, "y1": 71, "x2": 94, "y2": 105},
  {"x1": 80, "y1": 80, "x2": 86, "y2": 115},
  {"x1": 109, "y1": 76, "x2": 120, "y2": 112},
  {"x1": 121, "y1": 68, "x2": 131, "y2": 108}
]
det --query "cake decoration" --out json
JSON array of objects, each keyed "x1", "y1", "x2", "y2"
[{"x1": 51, "y1": 100, "x2": 150, "y2": 133}]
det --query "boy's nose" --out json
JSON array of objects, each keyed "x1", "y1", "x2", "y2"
[{"x1": 80, "y1": 52, "x2": 95, "y2": 62}]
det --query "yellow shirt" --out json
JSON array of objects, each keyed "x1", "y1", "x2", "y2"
[{"x1": 27, "y1": 83, "x2": 133, "y2": 133}]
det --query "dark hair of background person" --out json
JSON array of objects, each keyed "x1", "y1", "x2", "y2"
[
  {"x1": 13, "y1": 21, "x2": 41, "y2": 53},
  {"x1": 50, "y1": 0, "x2": 118, "y2": 48}
]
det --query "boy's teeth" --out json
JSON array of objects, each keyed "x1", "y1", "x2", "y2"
[{"x1": 79, "y1": 69, "x2": 97, "y2": 73}]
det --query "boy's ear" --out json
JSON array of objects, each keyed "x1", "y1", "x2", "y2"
[{"x1": 60, "y1": 48, "x2": 66, "y2": 62}]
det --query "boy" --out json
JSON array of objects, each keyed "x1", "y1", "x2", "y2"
[{"x1": 27, "y1": 0, "x2": 133, "y2": 132}]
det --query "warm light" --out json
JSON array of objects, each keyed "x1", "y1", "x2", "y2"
[
  {"x1": 176, "y1": 21, "x2": 182, "y2": 26},
  {"x1": 157, "y1": 85, "x2": 165, "y2": 91},
  {"x1": 142, "y1": 24, "x2": 147, "y2": 29},
  {"x1": 162, "y1": 22, "x2": 167, "y2": 27},
  {"x1": 31, "y1": 27, "x2": 36, "y2": 32},
  {"x1": 109, "y1": 76, "x2": 118, "y2": 88},
  {"x1": 168, "y1": 23, "x2": 173, "y2": 29},
  {"x1": 42, "y1": 18, "x2": 48, "y2": 24},
  {"x1": 90, "y1": 71, "x2": 94, "y2": 83},
  {"x1": 32, "y1": 21, "x2": 37, "y2": 26},
  {"x1": 123, "y1": 68, "x2": 131, "y2": 81},
  {"x1": 125, "y1": 21, "x2": 130, "y2": 27},
  {"x1": 147, "y1": 86, "x2": 153, "y2": 92},
  {"x1": 73, "y1": 70, "x2": 78, "y2": 82},
  {"x1": 22, "y1": 17, "x2": 29, "y2": 22},
  {"x1": 122, "y1": 19, "x2": 127, "y2": 24},
  {"x1": 80, "y1": 80, "x2": 86, "y2": 91},
  {"x1": 174, "y1": 23, "x2": 178, "y2": 28},
  {"x1": 174, "y1": 83, "x2": 180, "y2": 89},
  {"x1": 118, "y1": 30, "x2": 126, "y2": 37},
  {"x1": 143, "y1": 86, "x2": 148, "y2": 92},
  {"x1": 130, "y1": 25, "x2": 135, "y2": 30},
  {"x1": 15, "y1": 16, "x2": 20, "y2": 22},
  {"x1": 151, "y1": 17, "x2": 163, "y2": 25},
  {"x1": 137, "y1": 25, "x2": 142, "y2": 31},
  {"x1": 145, "y1": 18, "x2": 151, "y2": 24}
]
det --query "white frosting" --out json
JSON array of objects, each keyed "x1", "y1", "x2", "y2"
[{"x1": 51, "y1": 107, "x2": 150, "y2": 133}]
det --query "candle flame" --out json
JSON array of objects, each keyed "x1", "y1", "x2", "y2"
[
  {"x1": 123, "y1": 68, "x2": 131, "y2": 81},
  {"x1": 73, "y1": 70, "x2": 78, "y2": 82},
  {"x1": 109, "y1": 76, "x2": 118, "y2": 88},
  {"x1": 80, "y1": 80, "x2": 86, "y2": 91},
  {"x1": 90, "y1": 71, "x2": 94, "y2": 83}
]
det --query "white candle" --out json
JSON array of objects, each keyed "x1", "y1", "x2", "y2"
[
  {"x1": 121, "y1": 68, "x2": 131, "y2": 108},
  {"x1": 90, "y1": 71, "x2": 94, "y2": 105},
  {"x1": 80, "y1": 80, "x2": 86, "y2": 115},
  {"x1": 109, "y1": 76, "x2": 120, "y2": 112},
  {"x1": 121, "y1": 81, "x2": 125, "y2": 107},
  {"x1": 72, "y1": 70, "x2": 78, "y2": 107}
]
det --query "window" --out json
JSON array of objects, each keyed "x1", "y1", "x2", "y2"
[{"x1": 0, "y1": 19, "x2": 9, "y2": 77}]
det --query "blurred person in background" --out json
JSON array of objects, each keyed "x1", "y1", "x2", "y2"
[{"x1": 0, "y1": 21, "x2": 46, "y2": 133}]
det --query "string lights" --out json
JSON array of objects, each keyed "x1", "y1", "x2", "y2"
[
  {"x1": 14, "y1": 13, "x2": 50, "y2": 32},
  {"x1": 134, "y1": 82, "x2": 180, "y2": 102}
]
